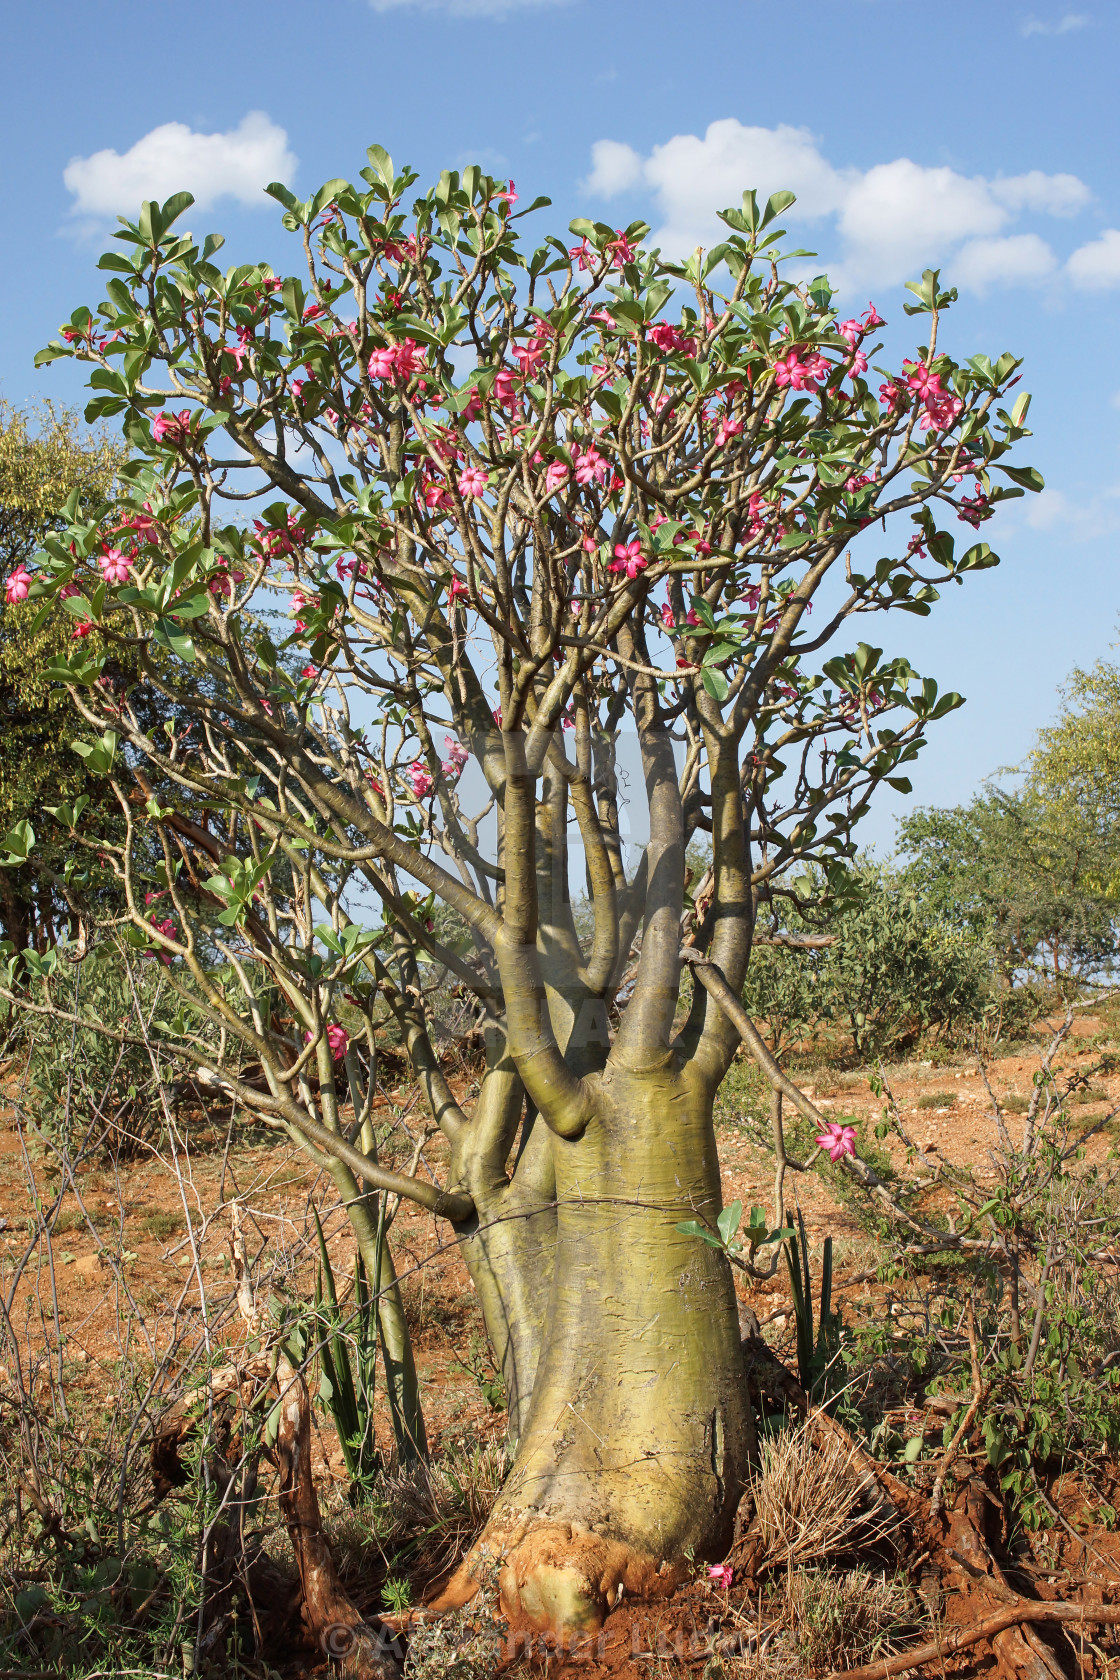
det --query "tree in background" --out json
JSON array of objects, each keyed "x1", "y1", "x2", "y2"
[
  {"x1": 0, "y1": 403, "x2": 123, "y2": 954},
  {"x1": 3, "y1": 155, "x2": 1038, "y2": 1637}
]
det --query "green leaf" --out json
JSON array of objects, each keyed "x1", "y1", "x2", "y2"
[
  {"x1": 995, "y1": 463, "x2": 1044, "y2": 493},
  {"x1": 701, "y1": 666, "x2": 729, "y2": 702},
  {"x1": 717, "y1": 1200, "x2": 742, "y2": 1247},
  {"x1": 0, "y1": 820, "x2": 35, "y2": 867},
  {"x1": 675, "y1": 1219, "x2": 724, "y2": 1250},
  {"x1": 151, "y1": 618, "x2": 196, "y2": 662},
  {"x1": 762, "y1": 190, "x2": 797, "y2": 229},
  {"x1": 160, "y1": 191, "x2": 195, "y2": 231},
  {"x1": 365, "y1": 144, "x2": 395, "y2": 193}
]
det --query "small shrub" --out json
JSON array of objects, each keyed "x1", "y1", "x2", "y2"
[
  {"x1": 916, "y1": 1092, "x2": 956, "y2": 1110},
  {"x1": 1069, "y1": 1085, "x2": 1109, "y2": 1105},
  {"x1": 1001, "y1": 1093, "x2": 1030, "y2": 1114},
  {"x1": 403, "y1": 1592, "x2": 503, "y2": 1680},
  {"x1": 141, "y1": 1210, "x2": 185, "y2": 1240},
  {"x1": 780, "y1": 1567, "x2": 919, "y2": 1674}
]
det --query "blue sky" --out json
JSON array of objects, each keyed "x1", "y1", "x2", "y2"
[{"x1": 3, "y1": 0, "x2": 1118, "y2": 849}]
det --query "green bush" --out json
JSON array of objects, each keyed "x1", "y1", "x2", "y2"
[{"x1": 743, "y1": 865, "x2": 991, "y2": 1061}]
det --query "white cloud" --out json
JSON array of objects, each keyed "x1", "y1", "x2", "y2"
[
  {"x1": 1067, "y1": 228, "x2": 1120, "y2": 289},
  {"x1": 1025, "y1": 481, "x2": 1120, "y2": 541},
  {"x1": 1021, "y1": 13, "x2": 1089, "y2": 36},
  {"x1": 63, "y1": 112, "x2": 296, "y2": 218},
  {"x1": 582, "y1": 118, "x2": 1090, "y2": 293},
  {"x1": 991, "y1": 170, "x2": 1090, "y2": 216},
  {"x1": 837, "y1": 159, "x2": 1004, "y2": 286},
  {"x1": 584, "y1": 140, "x2": 643, "y2": 198},
  {"x1": 369, "y1": 0, "x2": 570, "y2": 13},
  {"x1": 952, "y1": 233, "x2": 1058, "y2": 292},
  {"x1": 640, "y1": 121, "x2": 850, "y2": 256}
]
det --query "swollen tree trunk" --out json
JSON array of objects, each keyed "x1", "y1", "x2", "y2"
[{"x1": 443, "y1": 1061, "x2": 751, "y2": 1633}]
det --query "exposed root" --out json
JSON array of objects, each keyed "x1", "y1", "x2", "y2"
[
  {"x1": 426, "y1": 1519, "x2": 681, "y2": 1635},
  {"x1": 272, "y1": 1352, "x2": 402, "y2": 1680}
]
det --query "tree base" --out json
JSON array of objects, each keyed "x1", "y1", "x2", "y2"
[{"x1": 428, "y1": 1518, "x2": 681, "y2": 1634}]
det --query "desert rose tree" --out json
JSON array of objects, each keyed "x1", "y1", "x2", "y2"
[{"x1": 7, "y1": 150, "x2": 1039, "y2": 1633}]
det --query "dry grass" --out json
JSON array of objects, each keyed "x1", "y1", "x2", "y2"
[
  {"x1": 725, "y1": 1568, "x2": 919, "y2": 1680},
  {"x1": 330, "y1": 1440, "x2": 509, "y2": 1587},
  {"x1": 752, "y1": 1423, "x2": 888, "y2": 1570}
]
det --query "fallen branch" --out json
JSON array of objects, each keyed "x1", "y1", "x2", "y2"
[{"x1": 822, "y1": 1600, "x2": 1120, "y2": 1680}]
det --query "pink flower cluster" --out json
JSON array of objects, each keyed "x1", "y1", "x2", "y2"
[
  {"x1": 647, "y1": 321, "x2": 698, "y2": 357},
  {"x1": 407, "y1": 762, "x2": 434, "y2": 798},
  {"x1": 773, "y1": 348, "x2": 831, "y2": 392},
  {"x1": 513, "y1": 332, "x2": 550, "y2": 376},
  {"x1": 149, "y1": 912, "x2": 178, "y2": 966},
  {"x1": 903, "y1": 361, "x2": 964, "y2": 431},
  {"x1": 569, "y1": 230, "x2": 637, "y2": 272},
  {"x1": 837, "y1": 304, "x2": 885, "y2": 347},
  {"x1": 253, "y1": 511, "x2": 306, "y2": 559},
  {"x1": 368, "y1": 337, "x2": 425, "y2": 381}
]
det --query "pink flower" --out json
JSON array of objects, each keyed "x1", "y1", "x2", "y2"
[
  {"x1": 838, "y1": 318, "x2": 862, "y2": 348},
  {"x1": 458, "y1": 466, "x2": 489, "y2": 500},
  {"x1": 957, "y1": 493, "x2": 991, "y2": 528},
  {"x1": 448, "y1": 577, "x2": 469, "y2": 604},
  {"x1": 816, "y1": 1121, "x2": 857, "y2": 1162},
  {"x1": 607, "y1": 230, "x2": 638, "y2": 267},
  {"x1": 5, "y1": 566, "x2": 33, "y2": 605},
  {"x1": 152, "y1": 410, "x2": 191, "y2": 445},
  {"x1": 495, "y1": 179, "x2": 518, "y2": 206},
  {"x1": 492, "y1": 369, "x2": 518, "y2": 407},
  {"x1": 301, "y1": 664, "x2": 320, "y2": 679},
  {"x1": 462, "y1": 386, "x2": 483, "y2": 423},
  {"x1": 849, "y1": 351, "x2": 868, "y2": 379},
  {"x1": 708, "y1": 1565, "x2": 733, "y2": 1589},
  {"x1": 424, "y1": 478, "x2": 454, "y2": 511},
  {"x1": 660, "y1": 602, "x2": 676, "y2": 630},
  {"x1": 609, "y1": 539, "x2": 646, "y2": 581},
  {"x1": 714, "y1": 417, "x2": 742, "y2": 449},
  {"x1": 442, "y1": 735, "x2": 469, "y2": 777},
  {"x1": 368, "y1": 346, "x2": 397, "y2": 380},
  {"x1": 574, "y1": 447, "x2": 608, "y2": 486},
  {"x1": 407, "y1": 762, "x2": 434, "y2": 798},
  {"x1": 72, "y1": 620, "x2": 92, "y2": 639},
  {"x1": 545, "y1": 460, "x2": 570, "y2": 493},
  {"x1": 304, "y1": 1025, "x2": 350, "y2": 1059},
  {"x1": 98, "y1": 548, "x2": 132, "y2": 586},
  {"x1": 513, "y1": 335, "x2": 547, "y2": 375},
  {"x1": 862, "y1": 303, "x2": 886, "y2": 330}
]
